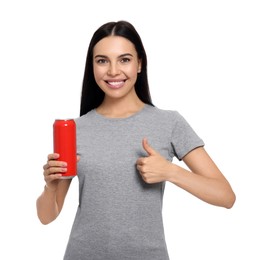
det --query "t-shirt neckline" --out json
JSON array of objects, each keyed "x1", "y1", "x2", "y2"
[{"x1": 92, "y1": 104, "x2": 150, "y2": 121}]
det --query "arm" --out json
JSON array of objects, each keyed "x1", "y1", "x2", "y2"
[
  {"x1": 36, "y1": 153, "x2": 72, "y2": 225},
  {"x1": 136, "y1": 139, "x2": 236, "y2": 209},
  {"x1": 170, "y1": 147, "x2": 236, "y2": 208}
]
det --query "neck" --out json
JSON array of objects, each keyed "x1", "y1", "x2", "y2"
[{"x1": 96, "y1": 95, "x2": 145, "y2": 118}]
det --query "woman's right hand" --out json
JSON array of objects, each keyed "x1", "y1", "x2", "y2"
[{"x1": 43, "y1": 153, "x2": 67, "y2": 192}]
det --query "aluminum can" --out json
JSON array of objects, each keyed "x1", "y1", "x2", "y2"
[{"x1": 53, "y1": 119, "x2": 77, "y2": 179}]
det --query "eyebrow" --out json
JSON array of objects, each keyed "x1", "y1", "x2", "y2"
[{"x1": 94, "y1": 53, "x2": 134, "y2": 59}]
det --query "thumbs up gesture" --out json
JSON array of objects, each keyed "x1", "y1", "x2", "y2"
[{"x1": 136, "y1": 138, "x2": 172, "y2": 184}]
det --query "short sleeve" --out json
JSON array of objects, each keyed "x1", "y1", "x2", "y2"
[{"x1": 170, "y1": 111, "x2": 205, "y2": 160}]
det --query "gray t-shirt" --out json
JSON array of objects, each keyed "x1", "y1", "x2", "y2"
[{"x1": 63, "y1": 104, "x2": 204, "y2": 260}]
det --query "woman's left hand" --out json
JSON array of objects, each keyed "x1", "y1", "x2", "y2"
[{"x1": 136, "y1": 138, "x2": 172, "y2": 184}]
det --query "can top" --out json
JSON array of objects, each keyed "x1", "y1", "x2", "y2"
[
  {"x1": 55, "y1": 119, "x2": 74, "y2": 121},
  {"x1": 53, "y1": 119, "x2": 76, "y2": 127}
]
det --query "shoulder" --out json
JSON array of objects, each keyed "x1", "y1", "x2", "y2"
[
  {"x1": 74, "y1": 110, "x2": 95, "y2": 127},
  {"x1": 144, "y1": 104, "x2": 183, "y2": 123}
]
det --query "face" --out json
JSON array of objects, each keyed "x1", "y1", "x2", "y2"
[{"x1": 93, "y1": 36, "x2": 141, "y2": 101}]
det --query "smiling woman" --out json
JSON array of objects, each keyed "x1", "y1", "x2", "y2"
[
  {"x1": 36, "y1": 20, "x2": 235, "y2": 260},
  {"x1": 79, "y1": 21, "x2": 153, "y2": 117},
  {"x1": 93, "y1": 36, "x2": 143, "y2": 117}
]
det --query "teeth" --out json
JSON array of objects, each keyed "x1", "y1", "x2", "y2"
[{"x1": 109, "y1": 81, "x2": 123, "y2": 86}]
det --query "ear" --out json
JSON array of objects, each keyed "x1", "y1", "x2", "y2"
[{"x1": 138, "y1": 59, "x2": 142, "y2": 73}]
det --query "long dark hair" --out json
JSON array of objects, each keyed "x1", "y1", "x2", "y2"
[{"x1": 80, "y1": 20, "x2": 154, "y2": 116}]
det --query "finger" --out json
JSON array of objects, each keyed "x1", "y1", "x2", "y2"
[
  {"x1": 47, "y1": 153, "x2": 60, "y2": 160},
  {"x1": 43, "y1": 163, "x2": 48, "y2": 170},
  {"x1": 142, "y1": 138, "x2": 156, "y2": 156},
  {"x1": 43, "y1": 160, "x2": 67, "y2": 174},
  {"x1": 44, "y1": 166, "x2": 67, "y2": 176},
  {"x1": 136, "y1": 164, "x2": 141, "y2": 171},
  {"x1": 44, "y1": 153, "x2": 60, "y2": 170},
  {"x1": 44, "y1": 173, "x2": 63, "y2": 183},
  {"x1": 136, "y1": 158, "x2": 145, "y2": 166},
  {"x1": 48, "y1": 160, "x2": 67, "y2": 167},
  {"x1": 136, "y1": 164, "x2": 146, "y2": 174},
  {"x1": 43, "y1": 160, "x2": 67, "y2": 170}
]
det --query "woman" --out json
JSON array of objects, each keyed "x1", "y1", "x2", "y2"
[{"x1": 36, "y1": 20, "x2": 236, "y2": 260}]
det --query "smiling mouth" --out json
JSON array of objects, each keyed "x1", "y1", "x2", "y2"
[{"x1": 106, "y1": 80, "x2": 126, "y2": 89}]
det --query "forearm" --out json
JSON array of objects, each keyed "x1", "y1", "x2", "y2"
[
  {"x1": 36, "y1": 186, "x2": 60, "y2": 225},
  {"x1": 167, "y1": 164, "x2": 235, "y2": 208}
]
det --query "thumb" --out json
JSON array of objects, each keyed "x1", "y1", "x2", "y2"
[{"x1": 142, "y1": 138, "x2": 156, "y2": 156}]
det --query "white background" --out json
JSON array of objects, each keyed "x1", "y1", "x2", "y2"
[{"x1": 0, "y1": 0, "x2": 257, "y2": 259}]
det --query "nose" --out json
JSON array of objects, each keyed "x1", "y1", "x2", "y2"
[{"x1": 107, "y1": 62, "x2": 120, "y2": 76}]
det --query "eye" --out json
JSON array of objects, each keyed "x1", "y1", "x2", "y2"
[
  {"x1": 120, "y1": 57, "x2": 131, "y2": 63},
  {"x1": 96, "y1": 58, "x2": 108, "y2": 64}
]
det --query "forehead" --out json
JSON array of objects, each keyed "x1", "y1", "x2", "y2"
[{"x1": 93, "y1": 36, "x2": 137, "y2": 56}]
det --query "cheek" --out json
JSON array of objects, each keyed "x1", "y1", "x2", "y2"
[
  {"x1": 125, "y1": 65, "x2": 138, "y2": 77},
  {"x1": 130, "y1": 68, "x2": 139, "y2": 80},
  {"x1": 93, "y1": 67, "x2": 103, "y2": 83}
]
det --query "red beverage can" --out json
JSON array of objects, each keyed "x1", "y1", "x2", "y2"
[{"x1": 53, "y1": 119, "x2": 77, "y2": 179}]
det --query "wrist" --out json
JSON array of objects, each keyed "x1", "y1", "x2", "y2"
[
  {"x1": 44, "y1": 184, "x2": 57, "y2": 193},
  {"x1": 166, "y1": 163, "x2": 180, "y2": 183}
]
